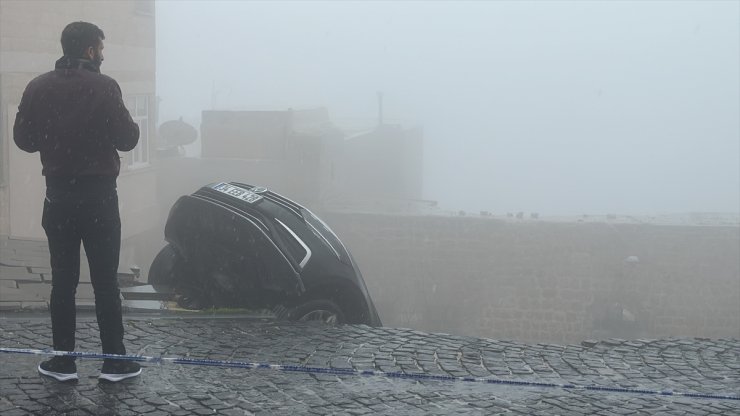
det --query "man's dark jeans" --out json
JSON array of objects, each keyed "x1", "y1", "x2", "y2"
[{"x1": 42, "y1": 189, "x2": 126, "y2": 355}]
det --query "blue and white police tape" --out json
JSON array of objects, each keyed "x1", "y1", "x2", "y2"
[{"x1": 1, "y1": 346, "x2": 738, "y2": 401}]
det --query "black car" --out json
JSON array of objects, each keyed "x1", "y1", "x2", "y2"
[{"x1": 148, "y1": 182, "x2": 382, "y2": 326}]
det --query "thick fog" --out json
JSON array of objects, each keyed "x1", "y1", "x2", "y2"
[
  {"x1": 2, "y1": 0, "x2": 738, "y2": 348},
  {"x1": 156, "y1": 1, "x2": 739, "y2": 216}
]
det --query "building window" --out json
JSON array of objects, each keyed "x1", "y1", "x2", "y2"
[{"x1": 123, "y1": 95, "x2": 150, "y2": 169}]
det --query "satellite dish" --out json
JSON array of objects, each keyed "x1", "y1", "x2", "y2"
[{"x1": 158, "y1": 118, "x2": 197, "y2": 147}]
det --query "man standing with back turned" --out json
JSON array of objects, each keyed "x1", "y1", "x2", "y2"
[{"x1": 14, "y1": 21, "x2": 141, "y2": 382}]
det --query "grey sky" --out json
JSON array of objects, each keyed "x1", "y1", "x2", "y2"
[{"x1": 156, "y1": 0, "x2": 739, "y2": 216}]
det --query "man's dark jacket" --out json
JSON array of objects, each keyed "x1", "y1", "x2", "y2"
[{"x1": 13, "y1": 57, "x2": 139, "y2": 184}]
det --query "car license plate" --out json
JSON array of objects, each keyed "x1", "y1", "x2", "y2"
[{"x1": 211, "y1": 183, "x2": 263, "y2": 204}]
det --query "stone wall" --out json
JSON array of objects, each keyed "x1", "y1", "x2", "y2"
[{"x1": 323, "y1": 213, "x2": 740, "y2": 344}]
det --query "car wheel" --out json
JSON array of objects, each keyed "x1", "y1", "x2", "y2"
[
  {"x1": 175, "y1": 276, "x2": 215, "y2": 310},
  {"x1": 149, "y1": 244, "x2": 213, "y2": 310},
  {"x1": 148, "y1": 244, "x2": 179, "y2": 288},
  {"x1": 289, "y1": 299, "x2": 345, "y2": 325},
  {"x1": 176, "y1": 292, "x2": 211, "y2": 310}
]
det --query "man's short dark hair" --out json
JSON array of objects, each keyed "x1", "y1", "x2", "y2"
[{"x1": 61, "y1": 21, "x2": 105, "y2": 57}]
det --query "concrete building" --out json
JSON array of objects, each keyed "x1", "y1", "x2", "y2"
[
  {"x1": 0, "y1": 0, "x2": 158, "y2": 257},
  {"x1": 331, "y1": 123, "x2": 424, "y2": 212},
  {"x1": 195, "y1": 108, "x2": 425, "y2": 212},
  {"x1": 196, "y1": 108, "x2": 343, "y2": 207}
]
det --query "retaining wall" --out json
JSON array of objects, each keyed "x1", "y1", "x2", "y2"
[{"x1": 324, "y1": 213, "x2": 740, "y2": 344}]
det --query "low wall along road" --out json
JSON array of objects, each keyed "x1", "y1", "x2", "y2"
[{"x1": 325, "y1": 213, "x2": 740, "y2": 344}]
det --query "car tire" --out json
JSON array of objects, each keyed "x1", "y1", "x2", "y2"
[
  {"x1": 288, "y1": 299, "x2": 346, "y2": 325},
  {"x1": 148, "y1": 244, "x2": 179, "y2": 289},
  {"x1": 149, "y1": 244, "x2": 213, "y2": 309}
]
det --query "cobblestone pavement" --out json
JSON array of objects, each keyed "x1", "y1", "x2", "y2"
[{"x1": 1, "y1": 315, "x2": 738, "y2": 415}]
